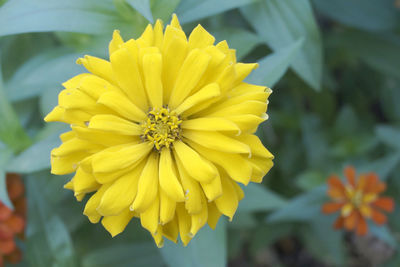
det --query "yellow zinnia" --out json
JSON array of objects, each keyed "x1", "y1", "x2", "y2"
[{"x1": 44, "y1": 15, "x2": 274, "y2": 247}]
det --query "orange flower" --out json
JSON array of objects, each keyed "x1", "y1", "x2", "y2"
[
  {"x1": 0, "y1": 173, "x2": 26, "y2": 267},
  {"x1": 322, "y1": 166, "x2": 394, "y2": 235}
]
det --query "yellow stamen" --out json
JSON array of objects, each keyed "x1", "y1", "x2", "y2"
[{"x1": 142, "y1": 107, "x2": 182, "y2": 150}]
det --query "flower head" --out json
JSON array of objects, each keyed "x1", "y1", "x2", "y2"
[
  {"x1": 45, "y1": 15, "x2": 274, "y2": 246},
  {"x1": 0, "y1": 173, "x2": 25, "y2": 266},
  {"x1": 322, "y1": 166, "x2": 394, "y2": 235}
]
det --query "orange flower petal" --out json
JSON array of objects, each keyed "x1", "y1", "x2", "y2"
[
  {"x1": 5, "y1": 247, "x2": 22, "y2": 264},
  {"x1": 333, "y1": 216, "x2": 344, "y2": 230},
  {"x1": 6, "y1": 174, "x2": 24, "y2": 201},
  {"x1": 344, "y1": 211, "x2": 358, "y2": 230},
  {"x1": 5, "y1": 215, "x2": 25, "y2": 234},
  {"x1": 344, "y1": 166, "x2": 356, "y2": 187},
  {"x1": 0, "y1": 238, "x2": 15, "y2": 254},
  {"x1": 356, "y1": 216, "x2": 368, "y2": 236},
  {"x1": 364, "y1": 173, "x2": 386, "y2": 194},
  {"x1": 356, "y1": 175, "x2": 367, "y2": 191},
  {"x1": 0, "y1": 223, "x2": 13, "y2": 240},
  {"x1": 0, "y1": 204, "x2": 12, "y2": 222},
  {"x1": 371, "y1": 209, "x2": 387, "y2": 225},
  {"x1": 322, "y1": 202, "x2": 344, "y2": 214},
  {"x1": 327, "y1": 175, "x2": 345, "y2": 190},
  {"x1": 372, "y1": 197, "x2": 394, "y2": 212}
]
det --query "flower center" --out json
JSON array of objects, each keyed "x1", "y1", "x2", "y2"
[
  {"x1": 351, "y1": 190, "x2": 363, "y2": 208},
  {"x1": 141, "y1": 107, "x2": 182, "y2": 150}
]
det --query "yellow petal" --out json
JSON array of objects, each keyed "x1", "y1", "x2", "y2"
[
  {"x1": 51, "y1": 151, "x2": 87, "y2": 175},
  {"x1": 109, "y1": 30, "x2": 124, "y2": 56},
  {"x1": 189, "y1": 194, "x2": 208, "y2": 237},
  {"x1": 72, "y1": 167, "x2": 100, "y2": 194},
  {"x1": 175, "y1": 156, "x2": 203, "y2": 214},
  {"x1": 173, "y1": 141, "x2": 217, "y2": 183},
  {"x1": 183, "y1": 130, "x2": 250, "y2": 155},
  {"x1": 58, "y1": 88, "x2": 95, "y2": 109},
  {"x1": 72, "y1": 126, "x2": 140, "y2": 147},
  {"x1": 230, "y1": 83, "x2": 271, "y2": 97},
  {"x1": 59, "y1": 131, "x2": 75, "y2": 143},
  {"x1": 236, "y1": 134, "x2": 274, "y2": 159},
  {"x1": 174, "y1": 83, "x2": 220, "y2": 115},
  {"x1": 226, "y1": 115, "x2": 266, "y2": 134},
  {"x1": 77, "y1": 75, "x2": 114, "y2": 100},
  {"x1": 154, "y1": 19, "x2": 164, "y2": 49},
  {"x1": 97, "y1": 161, "x2": 146, "y2": 216},
  {"x1": 88, "y1": 114, "x2": 143, "y2": 136},
  {"x1": 207, "y1": 202, "x2": 222, "y2": 229},
  {"x1": 93, "y1": 162, "x2": 138, "y2": 184},
  {"x1": 77, "y1": 55, "x2": 115, "y2": 84},
  {"x1": 97, "y1": 91, "x2": 147, "y2": 122},
  {"x1": 188, "y1": 24, "x2": 215, "y2": 50},
  {"x1": 84, "y1": 184, "x2": 112, "y2": 223},
  {"x1": 131, "y1": 152, "x2": 159, "y2": 213},
  {"x1": 341, "y1": 203, "x2": 354, "y2": 217},
  {"x1": 169, "y1": 49, "x2": 211, "y2": 109},
  {"x1": 137, "y1": 24, "x2": 154, "y2": 48},
  {"x1": 176, "y1": 204, "x2": 192, "y2": 246},
  {"x1": 102, "y1": 209, "x2": 135, "y2": 237},
  {"x1": 200, "y1": 168, "x2": 222, "y2": 201},
  {"x1": 187, "y1": 141, "x2": 252, "y2": 185},
  {"x1": 92, "y1": 142, "x2": 152, "y2": 173},
  {"x1": 160, "y1": 189, "x2": 176, "y2": 225},
  {"x1": 170, "y1": 14, "x2": 182, "y2": 30},
  {"x1": 159, "y1": 148, "x2": 185, "y2": 201},
  {"x1": 161, "y1": 26, "x2": 188, "y2": 103},
  {"x1": 233, "y1": 63, "x2": 258, "y2": 86},
  {"x1": 199, "y1": 100, "x2": 267, "y2": 117},
  {"x1": 152, "y1": 226, "x2": 165, "y2": 248},
  {"x1": 110, "y1": 48, "x2": 148, "y2": 110},
  {"x1": 51, "y1": 138, "x2": 103, "y2": 157},
  {"x1": 182, "y1": 117, "x2": 240, "y2": 135},
  {"x1": 214, "y1": 173, "x2": 239, "y2": 221},
  {"x1": 143, "y1": 53, "x2": 163, "y2": 108},
  {"x1": 62, "y1": 73, "x2": 91, "y2": 89},
  {"x1": 163, "y1": 216, "x2": 179, "y2": 243},
  {"x1": 248, "y1": 156, "x2": 273, "y2": 183},
  {"x1": 140, "y1": 195, "x2": 160, "y2": 234}
]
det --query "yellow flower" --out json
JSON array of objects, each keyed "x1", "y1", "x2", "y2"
[{"x1": 45, "y1": 15, "x2": 274, "y2": 247}]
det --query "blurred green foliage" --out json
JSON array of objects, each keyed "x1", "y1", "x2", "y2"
[{"x1": 0, "y1": 0, "x2": 400, "y2": 266}]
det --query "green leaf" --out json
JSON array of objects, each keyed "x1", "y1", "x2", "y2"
[
  {"x1": 0, "y1": 0, "x2": 128, "y2": 37},
  {"x1": 375, "y1": 125, "x2": 400, "y2": 150},
  {"x1": 177, "y1": 0, "x2": 259, "y2": 23},
  {"x1": 0, "y1": 59, "x2": 31, "y2": 153},
  {"x1": 27, "y1": 178, "x2": 78, "y2": 267},
  {"x1": 300, "y1": 215, "x2": 345, "y2": 266},
  {"x1": 237, "y1": 183, "x2": 286, "y2": 213},
  {"x1": 357, "y1": 152, "x2": 400, "y2": 181},
  {"x1": 241, "y1": 0, "x2": 323, "y2": 90},
  {"x1": 334, "y1": 31, "x2": 400, "y2": 80},
  {"x1": 0, "y1": 146, "x2": 13, "y2": 209},
  {"x1": 267, "y1": 186, "x2": 326, "y2": 223},
  {"x1": 246, "y1": 38, "x2": 304, "y2": 87},
  {"x1": 6, "y1": 133, "x2": 61, "y2": 173},
  {"x1": 312, "y1": 0, "x2": 399, "y2": 32},
  {"x1": 127, "y1": 0, "x2": 154, "y2": 23},
  {"x1": 82, "y1": 243, "x2": 163, "y2": 267},
  {"x1": 212, "y1": 28, "x2": 261, "y2": 60},
  {"x1": 6, "y1": 50, "x2": 82, "y2": 102},
  {"x1": 151, "y1": 0, "x2": 181, "y2": 23},
  {"x1": 160, "y1": 220, "x2": 227, "y2": 267},
  {"x1": 296, "y1": 170, "x2": 326, "y2": 191}
]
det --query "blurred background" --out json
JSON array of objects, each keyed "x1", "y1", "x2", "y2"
[{"x1": 0, "y1": 0, "x2": 400, "y2": 266}]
